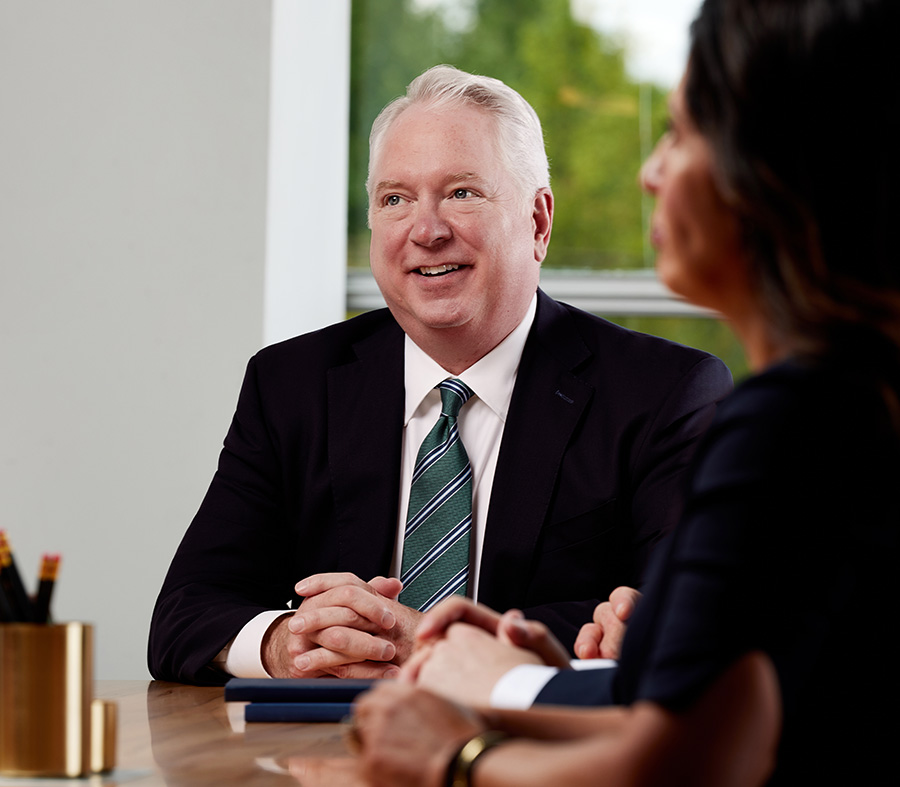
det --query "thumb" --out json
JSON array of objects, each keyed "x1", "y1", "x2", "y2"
[{"x1": 369, "y1": 576, "x2": 403, "y2": 601}]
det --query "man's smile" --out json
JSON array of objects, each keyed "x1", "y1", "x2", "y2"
[{"x1": 417, "y1": 263, "x2": 461, "y2": 276}]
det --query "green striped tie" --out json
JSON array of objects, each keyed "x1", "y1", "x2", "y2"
[{"x1": 399, "y1": 379, "x2": 474, "y2": 611}]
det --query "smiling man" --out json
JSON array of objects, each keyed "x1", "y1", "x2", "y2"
[
  {"x1": 367, "y1": 98, "x2": 550, "y2": 374},
  {"x1": 148, "y1": 66, "x2": 732, "y2": 685}
]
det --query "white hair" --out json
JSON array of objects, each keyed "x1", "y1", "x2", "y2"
[{"x1": 366, "y1": 65, "x2": 550, "y2": 214}]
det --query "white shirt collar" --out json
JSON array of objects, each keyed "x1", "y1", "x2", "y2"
[{"x1": 403, "y1": 294, "x2": 538, "y2": 425}]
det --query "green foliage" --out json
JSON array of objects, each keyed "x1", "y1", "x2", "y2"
[{"x1": 349, "y1": 0, "x2": 671, "y2": 270}]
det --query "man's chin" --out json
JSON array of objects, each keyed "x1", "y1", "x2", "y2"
[
  {"x1": 409, "y1": 314, "x2": 472, "y2": 334},
  {"x1": 389, "y1": 296, "x2": 472, "y2": 333}
]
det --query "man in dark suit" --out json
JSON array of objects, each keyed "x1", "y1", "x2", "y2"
[{"x1": 148, "y1": 65, "x2": 731, "y2": 685}]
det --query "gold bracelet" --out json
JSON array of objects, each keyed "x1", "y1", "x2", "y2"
[{"x1": 448, "y1": 730, "x2": 509, "y2": 787}]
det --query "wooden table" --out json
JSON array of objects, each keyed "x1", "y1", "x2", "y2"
[{"x1": 90, "y1": 680, "x2": 356, "y2": 787}]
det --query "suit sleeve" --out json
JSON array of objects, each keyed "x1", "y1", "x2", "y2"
[
  {"x1": 519, "y1": 354, "x2": 733, "y2": 653},
  {"x1": 147, "y1": 355, "x2": 299, "y2": 685},
  {"x1": 534, "y1": 665, "x2": 619, "y2": 707}
]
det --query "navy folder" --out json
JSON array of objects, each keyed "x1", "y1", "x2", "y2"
[
  {"x1": 224, "y1": 677, "x2": 375, "y2": 703},
  {"x1": 243, "y1": 701, "x2": 353, "y2": 723},
  {"x1": 225, "y1": 678, "x2": 377, "y2": 723}
]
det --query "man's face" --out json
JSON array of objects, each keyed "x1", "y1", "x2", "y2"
[{"x1": 368, "y1": 103, "x2": 550, "y2": 360}]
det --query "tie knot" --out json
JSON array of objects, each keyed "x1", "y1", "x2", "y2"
[{"x1": 437, "y1": 378, "x2": 474, "y2": 418}]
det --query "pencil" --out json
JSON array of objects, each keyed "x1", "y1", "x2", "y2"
[
  {"x1": 0, "y1": 530, "x2": 35, "y2": 622},
  {"x1": 0, "y1": 570, "x2": 15, "y2": 621},
  {"x1": 33, "y1": 553, "x2": 60, "y2": 623}
]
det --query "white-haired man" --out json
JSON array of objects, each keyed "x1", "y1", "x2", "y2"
[{"x1": 149, "y1": 66, "x2": 731, "y2": 684}]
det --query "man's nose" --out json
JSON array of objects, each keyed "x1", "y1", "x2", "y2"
[{"x1": 410, "y1": 200, "x2": 452, "y2": 247}]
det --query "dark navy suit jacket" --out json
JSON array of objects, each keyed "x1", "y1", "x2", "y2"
[{"x1": 148, "y1": 290, "x2": 732, "y2": 684}]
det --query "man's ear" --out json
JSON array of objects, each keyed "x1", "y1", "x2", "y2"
[{"x1": 532, "y1": 187, "x2": 554, "y2": 263}]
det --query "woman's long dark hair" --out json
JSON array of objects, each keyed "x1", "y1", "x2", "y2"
[{"x1": 686, "y1": 0, "x2": 900, "y2": 388}]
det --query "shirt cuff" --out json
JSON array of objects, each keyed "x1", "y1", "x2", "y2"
[
  {"x1": 571, "y1": 658, "x2": 618, "y2": 671},
  {"x1": 489, "y1": 658, "x2": 619, "y2": 709},
  {"x1": 223, "y1": 610, "x2": 292, "y2": 678},
  {"x1": 490, "y1": 664, "x2": 562, "y2": 709}
]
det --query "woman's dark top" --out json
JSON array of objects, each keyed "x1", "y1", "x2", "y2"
[{"x1": 616, "y1": 357, "x2": 899, "y2": 784}]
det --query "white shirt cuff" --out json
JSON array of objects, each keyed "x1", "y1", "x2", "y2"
[
  {"x1": 571, "y1": 658, "x2": 618, "y2": 671},
  {"x1": 489, "y1": 658, "x2": 619, "y2": 709},
  {"x1": 223, "y1": 610, "x2": 292, "y2": 678},
  {"x1": 490, "y1": 664, "x2": 562, "y2": 709}
]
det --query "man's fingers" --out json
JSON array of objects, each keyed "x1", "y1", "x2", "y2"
[
  {"x1": 292, "y1": 585, "x2": 397, "y2": 631},
  {"x1": 295, "y1": 572, "x2": 404, "y2": 605},
  {"x1": 324, "y1": 660, "x2": 401, "y2": 680},
  {"x1": 293, "y1": 648, "x2": 368, "y2": 677},
  {"x1": 368, "y1": 575, "x2": 403, "y2": 601},
  {"x1": 290, "y1": 605, "x2": 383, "y2": 636},
  {"x1": 295, "y1": 572, "x2": 373, "y2": 598},
  {"x1": 415, "y1": 597, "x2": 502, "y2": 642},
  {"x1": 295, "y1": 631, "x2": 396, "y2": 674}
]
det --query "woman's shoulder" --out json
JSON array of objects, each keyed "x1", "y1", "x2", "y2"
[
  {"x1": 693, "y1": 355, "x2": 900, "y2": 496},
  {"x1": 716, "y1": 355, "x2": 894, "y2": 436}
]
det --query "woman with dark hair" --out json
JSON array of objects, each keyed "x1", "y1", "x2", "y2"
[{"x1": 343, "y1": 0, "x2": 899, "y2": 784}]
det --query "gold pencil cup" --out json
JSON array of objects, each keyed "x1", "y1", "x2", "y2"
[{"x1": 0, "y1": 622, "x2": 95, "y2": 777}]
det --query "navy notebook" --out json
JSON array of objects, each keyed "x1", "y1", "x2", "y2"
[
  {"x1": 224, "y1": 677, "x2": 376, "y2": 703},
  {"x1": 243, "y1": 701, "x2": 353, "y2": 723}
]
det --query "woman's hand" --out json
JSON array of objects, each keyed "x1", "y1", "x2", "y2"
[
  {"x1": 353, "y1": 682, "x2": 487, "y2": 787},
  {"x1": 574, "y1": 586, "x2": 642, "y2": 660},
  {"x1": 400, "y1": 598, "x2": 572, "y2": 705}
]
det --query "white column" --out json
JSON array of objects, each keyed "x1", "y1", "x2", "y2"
[{"x1": 264, "y1": 0, "x2": 350, "y2": 346}]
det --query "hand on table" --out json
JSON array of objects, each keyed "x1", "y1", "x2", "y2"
[
  {"x1": 261, "y1": 572, "x2": 422, "y2": 679},
  {"x1": 573, "y1": 586, "x2": 641, "y2": 660}
]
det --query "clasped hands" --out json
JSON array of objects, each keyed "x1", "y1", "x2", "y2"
[
  {"x1": 261, "y1": 572, "x2": 423, "y2": 679},
  {"x1": 262, "y1": 568, "x2": 640, "y2": 699},
  {"x1": 277, "y1": 580, "x2": 639, "y2": 786}
]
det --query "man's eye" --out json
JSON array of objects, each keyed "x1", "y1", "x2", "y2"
[
  {"x1": 452, "y1": 188, "x2": 471, "y2": 199},
  {"x1": 385, "y1": 195, "x2": 402, "y2": 206}
]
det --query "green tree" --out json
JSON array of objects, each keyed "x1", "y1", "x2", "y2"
[{"x1": 348, "y1": 0, "x2": 456, "y2": 265}]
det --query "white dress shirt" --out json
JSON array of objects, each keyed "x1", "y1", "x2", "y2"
[{"x1": 221, "y1": 296, "x2": 537, "y2": 678}]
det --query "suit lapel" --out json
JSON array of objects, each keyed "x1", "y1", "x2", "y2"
[
  {"x1": 479, "y1": 292, "x2": 593, "y2": 612},
  {"x1": 327, "y1": 317, "x2": 405, "y2": 580}
]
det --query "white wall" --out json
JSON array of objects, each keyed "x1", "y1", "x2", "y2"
[{"x1": 0, "y1": 0, "x2": 349, "y2": 678}]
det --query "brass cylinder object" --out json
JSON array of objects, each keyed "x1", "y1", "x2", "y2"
[
  {"x1": 0, "y1": 622, "x2": 94, "y2": 777},
  {"x1": 91, "y1": 698, "x2": 117, "y2": 773}
]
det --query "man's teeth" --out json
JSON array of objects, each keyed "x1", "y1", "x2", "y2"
[{"x1": 418, "y1": 264, "x2": 460, "y2": 276}]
